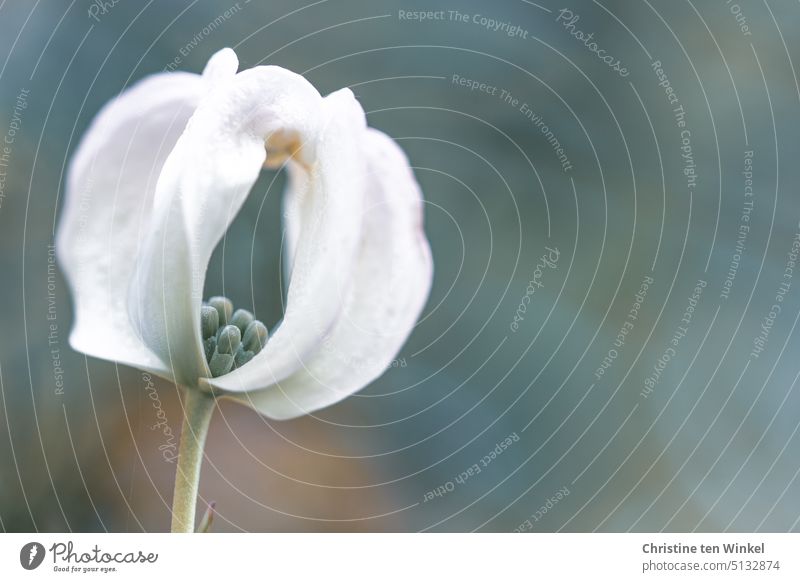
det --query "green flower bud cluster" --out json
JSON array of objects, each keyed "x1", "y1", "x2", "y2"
[{"x1": 201, "y1": 296, "x2": 269, "y2": 377}]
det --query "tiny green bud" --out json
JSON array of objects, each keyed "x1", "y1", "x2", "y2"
[
  {"x1": 243, "y1": 320, "x2": 268, "y2": 353},
  {"x1": 201, "y1": 305, "x2": 219, "y2": 339},
  {"x1": 208, "y1": 296, "x2": 233, "y2": 326},
  {"x1": 203, "y1": 336, "x2": 217, "y2": 363},
  {"x1": 229, "y1": 309, "x2": 254, "y2": 334},
  {"x1": 209, "y1": 352, "x2": 234, "y2": 377},
  {"x1": 234, "y1": 347, "x2": 255, "y2": 368},
  {"x1": 216, "y1": 325, "x2": 241, "y2": 354}
]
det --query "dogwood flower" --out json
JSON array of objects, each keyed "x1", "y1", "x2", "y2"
[
  {"x1": 57, "y1": 48, "x2": 433, "y2": 420},
  {"x1": 57, "y1": 48, "x2": 432, "y2": 531}
]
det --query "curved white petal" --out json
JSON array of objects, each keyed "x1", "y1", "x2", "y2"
[
  {"x1": 131, "y1": 65, "x2": 366, "y2": 387},
  {"x1": 215, "y1": 128, "x2": 433, "y2": 419},
  {"x1": 198, "y1": 87, "x2": 367, "y2": 393},
  {"x1": 57, "y1": 65, "x2": 213, "y2": 379}
]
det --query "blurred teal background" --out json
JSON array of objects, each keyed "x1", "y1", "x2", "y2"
[{"x1": 1, "y1": 0, "x2": 800, "y2": 532}]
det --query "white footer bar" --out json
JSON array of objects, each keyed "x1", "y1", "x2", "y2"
[{"x1": 1, "y1": 533, "x2": 797, "y2": 581}]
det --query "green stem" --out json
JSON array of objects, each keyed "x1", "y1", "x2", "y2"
[{"x1": 170, "y1": 388, "x2": 216, "y2": 533}]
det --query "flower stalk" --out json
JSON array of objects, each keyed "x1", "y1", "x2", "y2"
[{"x1": 170, "y1": 388, "x2": 216, "y2": 533}]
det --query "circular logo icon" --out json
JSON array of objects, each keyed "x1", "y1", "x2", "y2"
[{"x1": 19, "y1": 542, "x2": 45, "y2": 570}]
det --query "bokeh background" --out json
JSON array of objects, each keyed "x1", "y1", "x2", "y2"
[{"x1": 2, "y1": 0, "x2": 800, "y2": 532}]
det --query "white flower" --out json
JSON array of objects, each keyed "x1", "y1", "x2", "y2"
[{"x1": 57, "y1": 48, "x2": 433, "y2": 420}]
